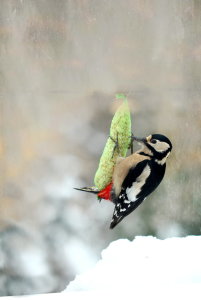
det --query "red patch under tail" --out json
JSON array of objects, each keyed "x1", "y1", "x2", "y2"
[{"x1": 98, "y1": 183, "x2": 113, "y2": 201}]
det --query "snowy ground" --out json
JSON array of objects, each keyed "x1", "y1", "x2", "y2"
[
  {"x1": 66, "y1": 235, "x2": 201, "y2": 292},
  {"x1": 64, "y1": 235, "x2": 201, "y2": 299},
  {"x1": 2, "y1": 236, "x2": 201, "y2": 299}
]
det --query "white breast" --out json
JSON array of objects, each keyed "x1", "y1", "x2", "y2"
[{"x1": 126, "y1": 164, "x2": 151, "y2": 202}]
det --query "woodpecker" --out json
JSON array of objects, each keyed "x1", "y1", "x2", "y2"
[
  {"x1": 75, "y1": 133, "x2": 172, "y2": 229},
  {"x1": 109, "y1": 134, "x2": 172, "y2": 228}
]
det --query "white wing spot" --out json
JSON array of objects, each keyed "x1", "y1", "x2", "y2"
[
  {"x1": 126, "y1": 164, "x2": 151, "y2": 202},
  {"x1": 114, "y1": 210, "x2": 118, "y2": 217}
]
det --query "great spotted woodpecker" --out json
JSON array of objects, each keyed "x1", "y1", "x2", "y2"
[{"x1": 75, "y1": 134, "x2": 172, "y2": 229}]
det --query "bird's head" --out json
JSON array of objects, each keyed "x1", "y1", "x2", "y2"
[{"x1": 134, "y1": 134, "x2": 172, "y2": 165}]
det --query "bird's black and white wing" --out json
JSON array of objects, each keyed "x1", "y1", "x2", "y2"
[{"x1": 110, "y1": 160, "x2": 151, "y2": 229}]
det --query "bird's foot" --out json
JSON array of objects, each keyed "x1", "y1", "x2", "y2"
[
  {"x1": 109, "y1": 132, "x2": 120, "y2": 158},
  {"x1": 128, "y1": 132, "x2": 135, "y2": 154}
]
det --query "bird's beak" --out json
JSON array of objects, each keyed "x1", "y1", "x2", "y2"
[{"x1": 132, "y1": 136, "x2": 147, "y2": 144}]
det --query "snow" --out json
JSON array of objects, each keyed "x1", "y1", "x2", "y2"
[
  {"x1": 64, "y1": 236, "x2": 201, "y2": 298},
  {"x1": 1, "y1": 236, "x2": 201, "y2": 299}
]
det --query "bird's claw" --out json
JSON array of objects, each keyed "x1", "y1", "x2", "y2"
[
  {"x1": 109, "y1": 132, "x2": 120, "y2": 158},
  {"x1": 129, "y1": 132, "x2": 135, "y2": 154}
]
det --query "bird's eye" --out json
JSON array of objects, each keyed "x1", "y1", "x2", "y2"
[{"x1": 151, "y1": 139, "x2": 157, "y2": 144}]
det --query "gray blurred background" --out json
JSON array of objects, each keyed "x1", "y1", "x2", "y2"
[{"x1": 0, "y1": 0, "x2": 201, "y2": 296}]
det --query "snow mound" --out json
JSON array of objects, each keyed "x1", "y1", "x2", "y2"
[{"x1": 65, "y1": 236, "x2": 201, "y2": 293}]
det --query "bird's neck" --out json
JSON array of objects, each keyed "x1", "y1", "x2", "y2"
[
  {"x1": 137, "y1": 146, "x2": 170, "y2": 166},
  {"x1": 137, "y1": 146, "x2": 153, "y2": 158},
  {"x1": 154, "y1": 152, "x2": 170, "y2": 165}
]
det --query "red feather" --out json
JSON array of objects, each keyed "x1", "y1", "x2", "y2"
[{"x1": 98, "y1": 183, "x2": 113, "y2": 201}]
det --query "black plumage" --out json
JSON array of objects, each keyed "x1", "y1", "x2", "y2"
[{"x1": 110, "y1": 134, "x2": 172, "y2": 229}]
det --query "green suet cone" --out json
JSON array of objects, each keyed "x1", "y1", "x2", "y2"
[{"x1": 94, "y1": 94, "x2": 131, "y2": 190}]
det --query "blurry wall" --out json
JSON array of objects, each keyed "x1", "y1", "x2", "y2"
[{"x1": 0, "y1": 0, "x2": 201, "y2": 296}]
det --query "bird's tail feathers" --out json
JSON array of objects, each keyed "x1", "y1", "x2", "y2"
[
  {"x1": 110, "y1": 215, "x2": 124, "y2": 229},
  {"x1": 74, "y1": 186, "x2": 100, "y2": 194}
]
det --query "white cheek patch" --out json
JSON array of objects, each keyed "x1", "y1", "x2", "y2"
[
  {"x1": 153, "y1": 141, "x2": 170, "y2": 153},
  {"x1": 126, "y1": 165, "x2": 151, "y2": 202}
]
